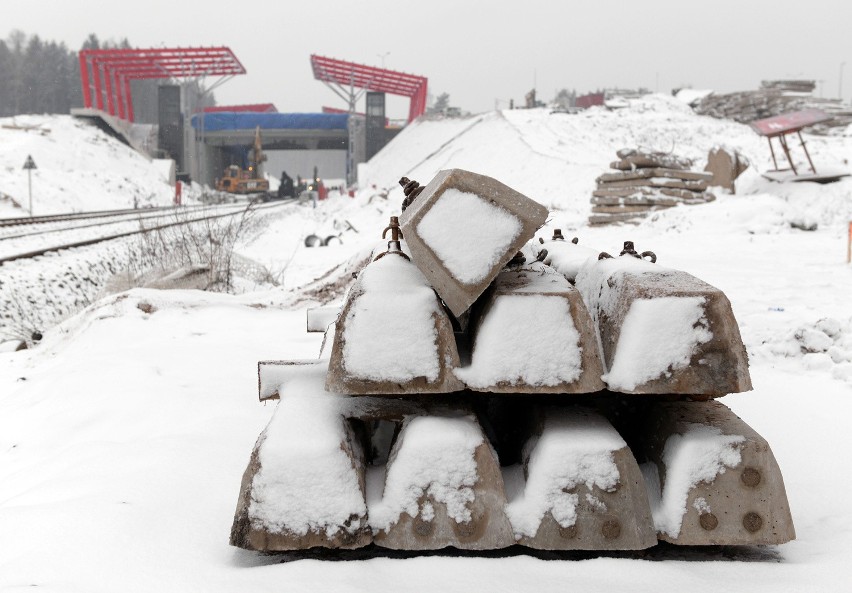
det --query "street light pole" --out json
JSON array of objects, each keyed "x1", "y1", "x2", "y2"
[
  {"x1": 22, "y1": 154, "x2": 37, "y2": 216},
  {"x1": 840, "y1": 62, "x2": 846, "y2": 103},
  {"x1": 377, "y1": 52, "x2": 390, "y2": 68}
]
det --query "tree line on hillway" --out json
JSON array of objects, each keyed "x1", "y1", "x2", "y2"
[{"x1": 0, "y1": 31, "x2": 213, "y2": 123}]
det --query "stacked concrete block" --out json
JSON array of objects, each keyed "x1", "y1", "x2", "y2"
[
  {"x1": 574, "y1": 253, "x2": 752, "y2": 396},
  {"x1": 229, "y1": 396, "x2": 372, "y2": 551},
  {"x1": 589, "y1": 149, "x2": 716, "y2": 226},
  {"x1": 458, "y1": 262, "x2": 605, "y2": 393},
  {"x1": 371, "y1": 414, "x2": 515, "y2": 550},
  {"x1": 511, "y1": 408, "x2": 657, "y2": 550},
  {"x1": 639, "y1": 400, "x2": 796, "y2": 545},
  {"x1": 399, "y1": 168, "x2": 548, "y2": 317},
  {"x1": 325, "y1": 253, "x2": 464, "y2": 395},
  {"x1": 695, "y1": 84, "x2": 852, "y2": 133},
  {"x1": 230, "y1": 168, "x2": 796, "y2": 556}
]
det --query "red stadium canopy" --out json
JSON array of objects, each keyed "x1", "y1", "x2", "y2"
[
  {"x1": 310, "y1": 55, "x2": 427, "y2": 123},
  {"x1": 78, "y1": 47, "x2": 246, "y2": 122}
]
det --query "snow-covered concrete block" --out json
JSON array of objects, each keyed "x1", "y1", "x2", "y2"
[
  {"x1": 596, "y1": 168, "x2": 713, "y2": 184},
  {"x1": 325, "y1": 253, "x2": 464, "y2": 395},
  {"x1": 369, "y1": 414, "x2": 515, "y2": 550},
  {"x1": 455, "y1": 262, "x2": 604, "y2": 393},
  {"x1": 639, "y1": 400, "x2": 795, "y2": 545},
  {"x1": 230, "y1": 386, "x2": 371, "y2": 551},
  {"x1": 534, "y1": 236, "x2": 599, "y2": 283},
  {"x1": 258, "y1": 360, "x2": 325, "y2": 401},
  {"x1": 399, "y1": 169, "x2": 548, "y2": 318},
  {"x1": 575, "y1": 256, "x2": 752, "y2": 396},
  {"x1": 505, "y1": 408, "x2": 656, "y2": 550}
]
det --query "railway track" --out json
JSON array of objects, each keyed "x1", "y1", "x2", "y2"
[
  {"x1": 0, "y1": 204, "x2": 251, "y2": 241},
  {"x1": 0, "y1": 201, "x2": 291, "y2": 266},
  {"x1": 0, "y1": 204, "x2": 211, "y2": 228}
]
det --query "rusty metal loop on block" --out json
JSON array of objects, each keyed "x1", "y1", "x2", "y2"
[
  {"x1": 619, "y1": 241, "x2": 639, "y2": 258},
  {"x1": 382, "y1": 216, "x2": 404, "y2": 241},
  {"x1": 535, "y1": 248, "x2": 548, "y2": 262},
  {"x1": 607, "y1": 240, "x2": 658, "y2": 263},
  {"x1": 571, "y1": 237, "x2": 579, "y2": 244},
  {"x1": 374, "y1": 216, "x2": 410, "y2": 262},
  {"x1": 399, "y1": 177, "x2": 425, "y2": 211},
  {"x1": 598, "y1": 252, "x2": 613, "y2": 260}
]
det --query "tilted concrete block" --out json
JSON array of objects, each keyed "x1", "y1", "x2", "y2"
[{"x1": 399, "y1": 169, "x2": 548, "y2": 317}]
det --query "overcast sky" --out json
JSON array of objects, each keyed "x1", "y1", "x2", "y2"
[{"x1": 8, "y1": 0, "x2": 852, "y2": 119}]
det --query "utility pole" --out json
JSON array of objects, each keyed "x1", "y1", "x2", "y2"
[
  {"x1": 23, "y1": 155, "x2": 37, "y2": 216},
  {"x1": 840, "y1": 62, "x2": 846, "y2": 102}
]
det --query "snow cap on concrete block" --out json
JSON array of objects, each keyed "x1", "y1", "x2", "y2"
[
  {"x1": 639, "y1": 401, "x2": 795, "y2": 545},
  {"x1": 455, "y1": 262, "x2": 604, "y2": 393},
  {"x1": 231, "y1": 375, "x2": 371, "y2": 550},
  {"x1": 504, "y1": 408, "x2": 656, "y2": 550},
  {"x1": 325, "y1": 252, "x2": 464, "y2": 395},
  {"x1": 369, "y1": 413, "x2": 515, "y2": 550},
  {"x1": 574, "y1": 255, "x2": 752, "y2": 396},
  {"x1": 399, "y1": 169, "x2": 549, "y2": 317}
]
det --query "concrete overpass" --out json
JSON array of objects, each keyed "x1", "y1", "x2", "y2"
[{"x1": 190, "y1": 112, "x2": 361, "y2": 185}]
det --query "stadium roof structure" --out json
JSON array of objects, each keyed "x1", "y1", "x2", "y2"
[
  {"x1": 310, "y1": 55, "x2": 428, "y2": 123},
  {"x1": 78, "y1": 47, "x2": 246, "y2": 122}
]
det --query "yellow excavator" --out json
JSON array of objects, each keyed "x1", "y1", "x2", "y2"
[{"x1": 215, "y1": 126, "x2": 270, "y2": 194}]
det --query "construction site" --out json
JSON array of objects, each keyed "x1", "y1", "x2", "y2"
[{"x1": 2, "y1": 8, "x2": 852, "y2": 593}]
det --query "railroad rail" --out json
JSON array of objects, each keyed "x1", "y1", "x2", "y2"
[
  {"x1": 0, "y1": 201, "x2": 290, "y2": 266},
  {"x1": 0, "y1": 204, "x2": 248, "y2": 241},
  {"x1": 0, "y1": 204, "x2": 211, "y2": 228}
]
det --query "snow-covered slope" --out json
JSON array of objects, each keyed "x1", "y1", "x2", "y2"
[
  {"x1": 0, "y1": 115, "x2": 174, "y2": 217},
  {"x1": 361, "y1": 95, "x2": 852, "y2": 226}
]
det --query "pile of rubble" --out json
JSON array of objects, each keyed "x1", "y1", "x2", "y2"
[
  {"x1": 695, "y1": 80, "x2": 852, "y2": 134},
  {"x1": 589, "y1": 149, "x2": 716, "y2": 225}
]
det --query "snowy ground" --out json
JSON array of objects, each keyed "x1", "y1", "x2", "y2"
[
  {"x1": 2, "y1": 97, "x2": 852, "y2": 592},
  {"x1": 0, "y1": 115, "x2": 176, "y2": 217}
]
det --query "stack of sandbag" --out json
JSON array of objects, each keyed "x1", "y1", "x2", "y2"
[{"x1": 589, "y1": 149, "x2": 715, "y2": 226}]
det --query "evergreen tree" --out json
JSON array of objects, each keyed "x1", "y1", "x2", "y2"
[{"x1": 0, "y1": 30, "x2": 215, "y2": 121}]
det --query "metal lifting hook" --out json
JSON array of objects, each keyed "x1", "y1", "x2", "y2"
[{"x1": 374, "y1": 216, "x2": 410, "y2": 261}]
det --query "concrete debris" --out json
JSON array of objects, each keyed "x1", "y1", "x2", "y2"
[
  {"x1": 704, "y1": 147, "x2": 750, "y2": 192},
  {"x1": 589, "y1": 150, "x2": 716, "y2": 226},
  {"x1": 611, "y1": 149, "x2": 693, "y2": 171},
  {"x1": 695, "y1": 82, "x2": 852, "y2": 134}
]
